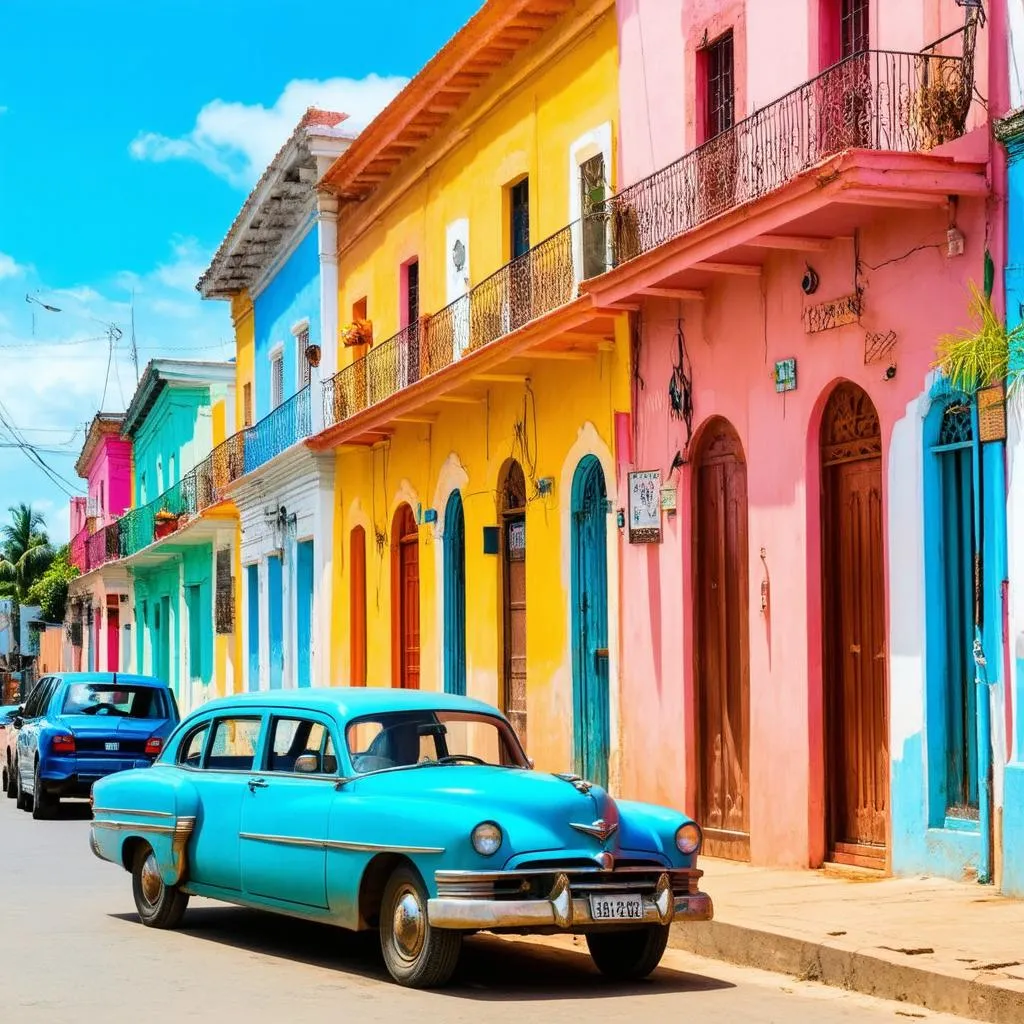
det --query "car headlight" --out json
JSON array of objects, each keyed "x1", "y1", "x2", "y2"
[
  {"x1": 675, "y1": 822, "x2": 702, "y2": 855},
  {"x1": 471, "y1": 821, "x2": 503, "y2": 856}
]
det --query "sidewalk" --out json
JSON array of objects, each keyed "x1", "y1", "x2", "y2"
[{"x1": 670, "y1": 858, "x2": 1024, "y2": 1024}]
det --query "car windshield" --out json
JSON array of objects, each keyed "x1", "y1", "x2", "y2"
[
  {"x1": 346, "y1": 710, "x2": 527, "y2": 775},
  {"x1": 62, "y1": 683, "x2": 171, "y2": 720}
]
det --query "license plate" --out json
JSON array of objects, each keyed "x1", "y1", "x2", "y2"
[
  {"x1": 104, "y1": 742, "x2": 119, "y2": 751},
  {"x1": 589, "y1": 893, "x2": 644, "y2": 921}
]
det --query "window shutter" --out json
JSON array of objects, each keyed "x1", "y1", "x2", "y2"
[
  {"x1": 272, "y1": 354, "x2": 284, "y2": 408},
  {"x1": 298, "y1": 328, "x2": 311, "y2": 388},
  {"x1": 215, "y1": 547, "x2": 234, "y2": 634}
]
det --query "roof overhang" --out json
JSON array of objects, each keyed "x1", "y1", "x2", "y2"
[
  {"x1": 319, "y1": 0, "x2": 582, "y2": 202},
  {"x1": 74, "y1": 413, "x2": 126, "y2": 479},
  {"x1": 122, "y1": 359, "x2": 236, "y2": 439},
  {"x1": 198, "y1": 109, "x2": 354, "y2": 299}
]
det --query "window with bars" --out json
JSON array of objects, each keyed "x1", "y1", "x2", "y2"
[
  {"x1": 297, "y1": 327, "x2": 311, "y2": 389},
  {"x1": 215, "y1": 547, "x2": 234, "y2": 634},
  {"x1": 704, "y1": 30, "x2": 735, "y2": 140},
  {"x1": 271, "y1": 351, "x2": 284, "y2": 409},
  {"x1": 243, "y1": 382, "x2": 253, "y2": 427},
  {"x1": 841, "y1": 0, "x2": 869, "y2": 58}
]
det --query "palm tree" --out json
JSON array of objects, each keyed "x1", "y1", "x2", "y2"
[{"x1": 0, "y1": 503, "x2": 55, "y2": 661}]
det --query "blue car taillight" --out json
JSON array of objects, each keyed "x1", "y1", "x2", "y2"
[{"x1": 51, "y1": 734, "x2": 76, "y2": 754}]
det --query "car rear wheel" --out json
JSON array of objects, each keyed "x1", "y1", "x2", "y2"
[
  {"x1": 586, "y1": 924, "x2": 670, "y2": 981},
  {"x1": 1, "y1": 760, "x2": 9, "y2": 797},
  {"x1": 379, "y1": 866, "x2": 461, "y2": 988},
  {"x1": 15, "y1": 762, "x2": 31, "y2": 812},
  {"x1": 31, "y1": 762, "x2": 57, "y2": 820},
  {"x1": 132, "y1": 844, "x2": 189, "y2": 929},
  {"x1": 4, "y1": 756, "x2": 16, "y2": 799}
]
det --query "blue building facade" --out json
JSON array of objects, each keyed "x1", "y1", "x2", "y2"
[{"x1": 999, "y1": 105, "x2": 1024, "y2": 896}]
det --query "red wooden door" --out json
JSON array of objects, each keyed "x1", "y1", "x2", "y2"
[
  {"x1": 393, "y1": 506, "x2": 420, "y2": 689},
  {"x1": 693, "y1": 420, "x2": 750, "y2": 860},
  {"x1": 821, "y1": 383, "x2": 887, "y2": 868},
  {"x1": 106, "y1": 607, "x2": 120, "y2": 672}
]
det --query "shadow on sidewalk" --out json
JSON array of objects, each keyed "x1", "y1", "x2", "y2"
[{"x1": 108, "y1": 906, "x2": 736, "y2": 1000}]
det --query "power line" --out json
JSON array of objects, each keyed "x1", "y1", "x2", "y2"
[{"x1": 0, "y1": 396, "x2": 84, "y2": 498}]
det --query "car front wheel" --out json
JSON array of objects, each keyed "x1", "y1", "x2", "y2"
[
  {"x1": 586, "y1": 924, "x2": 670, "y2": 981},
  {"x1": 379, "y1": 866, "x2": 461, "y2": 988},
  {"x1": 132, "y1": 843, "x2": 189, "y2": 929}
]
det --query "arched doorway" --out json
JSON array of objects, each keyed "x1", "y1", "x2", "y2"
[
  {"x1": 692, "y1": 419, "x2": 750, "y2": 860},
  {"x1": 499, "y1": 461, "x2": 527, "y2": 744},
  {"x1": 571, "y1": 455, "x2": 610, "y2": 788},
  {"x1": 391, "y1": 504, "x2": 420, "y2": 689},
  {"x1": 444, "y1": 490, "x2": 467, "y2": 695},
  {"x1": 820, "y1": 382, "x2": 887, "y2": 867}
]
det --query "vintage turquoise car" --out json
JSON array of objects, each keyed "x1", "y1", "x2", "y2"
[{"x1": 90, "y1": 688, "x2": 712, "y2": 987}]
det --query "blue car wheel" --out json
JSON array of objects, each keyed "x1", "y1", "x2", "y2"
[{"x1": 31, "y1": 761, "x2": 57, "y2": 820}]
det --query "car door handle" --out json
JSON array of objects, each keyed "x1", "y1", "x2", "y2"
[{"x1": 248, "y1": 778, "x2": 268, "y2": 792}]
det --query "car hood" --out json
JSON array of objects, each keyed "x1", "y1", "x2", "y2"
[
  {"x1": 349, "y1": 766, "x2": 676, "y2": 864},
  {"x1": 58, "y1": 715, "x2": 166, "y2": 738}
]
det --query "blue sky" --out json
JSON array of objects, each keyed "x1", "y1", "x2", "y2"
[{"x1": 0, "y1": 0, "x2": 480, "y2": 543}]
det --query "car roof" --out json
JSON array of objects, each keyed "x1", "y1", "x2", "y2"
[
  {"x1": 193, "y1": 687, "x2": 503, "y2": 721},
  {"x1": 50, "y1": 672, "x2": 170, "y2": 689}
]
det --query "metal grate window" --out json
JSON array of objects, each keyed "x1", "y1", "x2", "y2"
[
  {"x1": 271, "y1": 352, "x2": 284, "y2": 409},
  {"x1": 841, "y1": 0, "x2": 869, "y2": 58},
  {"x1": 705, "y1": 31, "x2": 735, "y2": 139},
  {"x1": 298, "y1": 328, "x2": 311, "y2": 389},
  {"x1": 215, "y1": 547, "x2": 235, "y2": 635}
]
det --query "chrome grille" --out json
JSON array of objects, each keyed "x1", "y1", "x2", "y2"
[{"x1": 435, "y1": 866, "x2": 700, "y2": 901}]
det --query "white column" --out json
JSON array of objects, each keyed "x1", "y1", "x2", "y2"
[
  {"x1": 312, "y1": 193, "x2": 339, "y2": 435},
  {"x1": 311, "y1": 453, "x2": 336, "y2": 687}
]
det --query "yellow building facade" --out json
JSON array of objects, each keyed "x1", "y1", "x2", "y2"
[{"x1": 317, "y1": 0, "x2": 630, "y2": 785}]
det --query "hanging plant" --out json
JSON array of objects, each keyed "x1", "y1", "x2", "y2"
[{"x1": 933, "y1": 281, "x2": 1024, "y2": 395}]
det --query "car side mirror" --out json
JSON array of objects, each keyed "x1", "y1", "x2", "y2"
[{"x1": 294, "y1": 753, "x2": 320, "y2": 774}]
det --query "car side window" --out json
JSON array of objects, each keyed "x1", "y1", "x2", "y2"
[
  {"x1": 177, "y1": 723, "x2": 210, "y2": 768},
  {"x1": 207, "y1": 717, "x2": 262, "y2": 772},
  {"x1": 26, "y1": 678, "x2": 54, "y2": 718},
  {"x1": 267, "y1": 717, "x2": 337, "y2": 775}
]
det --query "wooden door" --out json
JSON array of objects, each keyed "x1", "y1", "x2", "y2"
[
  {"x1": 580, "y1": 154, "x2": 608, "y2": 280},
  {"x1": 393, "y1": 505, "x2": 420, "y2": 689},
  {"x1": 571, "y1": 456, "x2": 610, "y2": 789},
  {"x1": 821, "y1": 382, "x2": 887, "y2": 868},
  {"x1": 509, "y1": 178, "x2": 531, "y2": 329},
  {"x1": 693, "y1": 420, "x2": 750, "y2": 860},
  {"x1": 444, "y1": 490, "x2": 467, "y2": 695},
  {"x1": 501, "y1": 462, "x2": 528, "y2": 745},
  {"x1": 106, "y1": 607, "x2": 120, "y2": 673},
  {"x1": 817, "y1": 0, "x2": 871, "y2": 156}
]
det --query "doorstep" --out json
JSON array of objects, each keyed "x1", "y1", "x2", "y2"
[{"x1": 669, "y1": 857, "x2": 1024, "y2": 1024}]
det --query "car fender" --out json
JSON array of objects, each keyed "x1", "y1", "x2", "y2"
[{"x1": 91, "y1": 766, "x2": 201, "y2": 886}]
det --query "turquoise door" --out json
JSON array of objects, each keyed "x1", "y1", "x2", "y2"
[
  {"x1": 267, "y1": 555, "x2": 283, "y2": 689},
  {"x1": 246, "y1": 565, "x2": 260, "y2": 692},
  {"x1": 443, "y1": 490, "x2": 467, "y2": 695},
  {"x1": 571, "y1": 456, "x2": 610, "y2": 788},
  {"x1": 296, "y1": 541, "x2": 314, "y2": 688}
]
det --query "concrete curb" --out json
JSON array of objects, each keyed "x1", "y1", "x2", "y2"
[{"x1": 669, "y1": 920, "x2": 1024, "y2": 1024}]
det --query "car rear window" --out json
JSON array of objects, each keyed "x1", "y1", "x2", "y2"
[{"x1": 62, "y1": 683, "x2": 172, "y2": 720}]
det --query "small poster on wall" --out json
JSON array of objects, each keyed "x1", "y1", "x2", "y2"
[{"x1": 628, "y1": 470, "x2": 661, "y2": 543}]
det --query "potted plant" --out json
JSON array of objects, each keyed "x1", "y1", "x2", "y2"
[{"x1": 153, "y1": 508, "x2": 179, "y2": 540}]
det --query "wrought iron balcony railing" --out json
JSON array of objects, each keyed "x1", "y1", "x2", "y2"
[
  {"x1": 86, "y1": 521, "x2": 120, "y2": 569},
  {"x1": 607, "y1": 48, "x2": 970, "y2": 266},
  {"x1": 244, "y1": 386, "x2": 311, "y2": 474},
  {"x1": 70, "y1": 526, "x2": 89, "y2": 573},
  {"x1": 323, "y1": 221, "x2": 584, "y2": 427}
]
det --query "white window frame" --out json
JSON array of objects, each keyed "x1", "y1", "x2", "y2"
[
  {"x1": 291, "y1": 318, "x2": 311, "y2": 390},
  {"x1": 269, "y1": 342, "x2": 285, "y2": 410}
]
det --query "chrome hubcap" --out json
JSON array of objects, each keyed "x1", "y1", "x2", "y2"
[
  {"x1": 391, "y1": 885, "x2": 425, "y2": 962},
  {"x1": 140, "y1": 853, "x2": 163, "y2": 908}
]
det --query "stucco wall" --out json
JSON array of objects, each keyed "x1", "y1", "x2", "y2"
[{"x1": 253, "y1": 224, "x2": 319, "y2": 420}]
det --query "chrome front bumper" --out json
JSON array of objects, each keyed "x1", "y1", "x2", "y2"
[{"x1": 428, "y1": 869, "x2": 713, "y2": 931}]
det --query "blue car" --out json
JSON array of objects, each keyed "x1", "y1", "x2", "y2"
[
  {"x1": 90, "y1": 688, "x2": 712, "y2": 988},
  {"x1": 14, "y1": 672, "x2": 179, "y2": 819}
]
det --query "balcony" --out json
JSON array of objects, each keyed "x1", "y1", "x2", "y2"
[
  {"x1": 69, "y1": 527, "x2": 89, "y2": 573},
  {"x1": 319, "y1": 46, "x2": 976, "y2": 434},
  {"x1": 323, "y1": 221, "x2": 588, "y2": 428},
  {"x1": 606, "y1": 48, "x2": 972, "y2": 267},
  {"x1": 244, "y1": 386, "x2": 311, "y2": 474}
]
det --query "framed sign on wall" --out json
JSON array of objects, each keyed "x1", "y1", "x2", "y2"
[{"x1": 628, "y1": 470, "x2": 661, "y2": 543}]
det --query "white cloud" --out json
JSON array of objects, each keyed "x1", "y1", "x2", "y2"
[
  {"x1": 153, "y1": 236, "x2": 211, "y2": 292},
  {"x1": 129, "y1": 74, "x2": 408, "y2": 189},
  {"x1": 0, "y1": 252, "x2": 24, "y2": 279}
]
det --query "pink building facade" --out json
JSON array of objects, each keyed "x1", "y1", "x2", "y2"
[
  {"x1": 606, "y1": 0, "x2": 1013, "y2": 887},
  {"x1": 67, "y1": 414, "x2": 133, "y2": 674}
]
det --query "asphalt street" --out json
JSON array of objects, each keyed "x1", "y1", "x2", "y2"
[{"x1": 0, "y1": 798, "x2": 984, "y2": 1024}]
